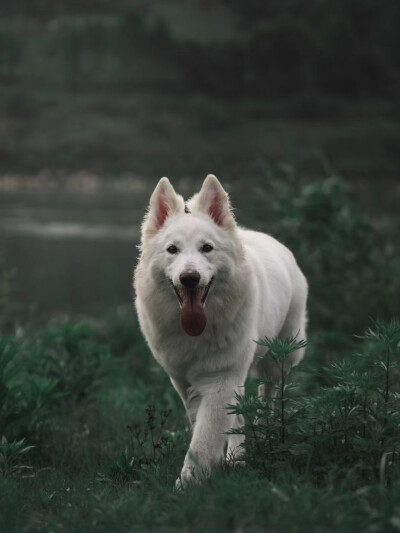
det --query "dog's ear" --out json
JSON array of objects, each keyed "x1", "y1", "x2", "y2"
[
  {"x1": 143, "y1": 178, "x2": 183, "y2": 238},
  {"x1": 195, "y1": 174, "x2": 235, "y2": 229}
]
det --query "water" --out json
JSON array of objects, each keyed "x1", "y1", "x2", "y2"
[{"x1": 0, "y1": 189, "x2": 146, "y2": 314}]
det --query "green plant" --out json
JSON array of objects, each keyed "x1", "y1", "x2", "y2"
[
  {"x1": 230, "y1": 318, "x2": 400, "y2": 486},
  {"x1": 99, "y1": 405, "x2": 174, "y2": 484},
  {"x1": 255, "y1": 336, "x2": 308, "y2": 445},
  {"x1": 0, "y1": 335, "x2": 66, "y2": 440},
  {"x1": 30, "y1": 322, "x2": 116, "y2": 401},
  {"x1": 0, "y1": 436, "x2": 34, "y2": 478}
]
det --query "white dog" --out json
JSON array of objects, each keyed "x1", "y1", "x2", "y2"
[{"x1": 134, "y1": 175, "x2": 308, "y2": 487}]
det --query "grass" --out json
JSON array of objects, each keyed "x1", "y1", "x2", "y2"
[
  {"x1": 1, "y1": 316, "x2": 400, "y2": 532},
  {"x1": 1, "y1": 173, "x2": 400, "y2": 531},
  {"x1": 3, "y1": 468, "x2": 400, "y2": 532}
]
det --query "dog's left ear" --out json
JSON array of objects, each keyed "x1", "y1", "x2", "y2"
[{"x1": 195, "y1": 174, "x2": 235, "y2": 229}]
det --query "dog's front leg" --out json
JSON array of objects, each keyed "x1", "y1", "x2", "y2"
[
  {"x1": 177, "y1": 376, "x2": 243, "y2": 488},
  {"x1": 170, "y1": 377, "x2": 201, "y2": 428}
]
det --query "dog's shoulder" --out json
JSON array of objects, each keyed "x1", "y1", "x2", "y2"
[{"x1": 237, "y1": 226, "x2": 294, "y2": 260}]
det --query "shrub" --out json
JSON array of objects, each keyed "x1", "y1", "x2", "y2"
[
  {"x1": 230, "y1": 318, "x2": 400, "y2": 486},
  {"x1": 245, "y1": 174, "x2": 400, "y2": 340},
  {"x1": 28, "y1": 321, "x2": 116, "y2": 402},
  {"x1": 0, "y1": 337, "x2": 62, "y2": 441}
]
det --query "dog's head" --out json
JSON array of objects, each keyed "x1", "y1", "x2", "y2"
[{"x1": 139, "y1": 175, "x2": 244, "y2": 337}]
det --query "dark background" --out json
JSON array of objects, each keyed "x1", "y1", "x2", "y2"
[{"x1": 0, "y1": 0, "x2": 399, "y2": 313}]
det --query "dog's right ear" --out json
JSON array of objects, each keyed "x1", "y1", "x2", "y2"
[{"x1": 142, "y1": 177, "x2": 183, "y2": 238}]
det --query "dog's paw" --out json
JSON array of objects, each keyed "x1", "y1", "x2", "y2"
[
  {"x1": 225, "y1": 453, "x2": 246, "y2": 469},
  {"x1": 175, "y1": 464, "x2": 196, "y2": 490},
  {"x1": 227, "y1": 459, "x2": 246, "y2": 469},
  {"x1": 225, "y1": 445, "x2": 246, "y2": 468}
]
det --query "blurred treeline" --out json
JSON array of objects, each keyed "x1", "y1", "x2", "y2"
[{"x1": 1, "y1": 0, "x2": 399, "y2": 98}]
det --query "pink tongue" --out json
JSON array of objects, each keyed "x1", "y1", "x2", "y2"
[{"x1": 180, "y1": 291, "x2": 207, "y2": 336}]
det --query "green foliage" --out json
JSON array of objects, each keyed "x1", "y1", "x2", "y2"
[
  {"x1": 0, "y1": 436, "x2": 34, "y2": 478},
  {"x1": 255, "y1": 336, "x2": 308, "y2": 444},
  {"x1": 0, "y1": 1, "x2": 399, "y2": 98},
  {"x1": 0, "y1": 336, "x2": 65, "y2": 441},
  {"x1": 228, "y1": 0, "x2": 400, "y2": 96},
  {"x1": 0, "y1": 310, "x2": 399, "y2": 530},
  {"x1": 0, "y1": 318, "x2": 117, "y2": 446},
  {"x1": 231, "y1": 319, "x2": 400, "y2": 487},
  {"x1": 245, "y1": 173, "x2": 400, "y2": 341},
  {"x1": 98, "y1": 405, "x2": 177, "y2": 485},
  {"x1": 29, "y1": 322, "x2": 116, "y2": 401}
]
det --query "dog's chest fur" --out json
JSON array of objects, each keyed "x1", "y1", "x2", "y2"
[{"x1": 136, "y1": 278, "x2": 256, "y2": 381}]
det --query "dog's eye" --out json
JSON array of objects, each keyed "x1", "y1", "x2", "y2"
[
  {"x1": 201, "y1": 244, "x2": 213, "y2": 253},
  {"x1": 167, "y1": 245, "x2": 178, "y2": 254}
]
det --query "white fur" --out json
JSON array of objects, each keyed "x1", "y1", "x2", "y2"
[{"x1": 134, "y1": 175, "x2": 308, "y2": 487}]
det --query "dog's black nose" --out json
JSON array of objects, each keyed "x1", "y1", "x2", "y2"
[{"x1": 180, "y1": 270, "x2": 200, "y2": 289}]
